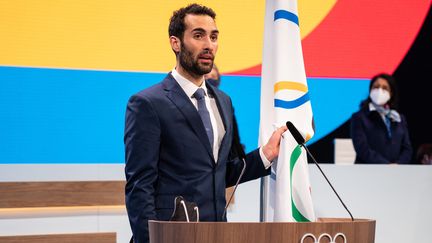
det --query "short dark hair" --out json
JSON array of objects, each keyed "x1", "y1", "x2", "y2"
[
  {"x1": 416, "y1": 143, "x2": 432, "y2": 163},
  {"x1": 168, "y1": 4, "x2": 216, "y2": 40}
]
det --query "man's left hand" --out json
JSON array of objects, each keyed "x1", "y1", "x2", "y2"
[{"x1": 262, "y1": 125, "x2": 288, "y2": 162}]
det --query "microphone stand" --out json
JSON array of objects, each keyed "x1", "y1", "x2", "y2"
[
  {"x1": 301, "y1": 144, "x2": 354, "y2": 221},
  {"x1": 222, "y1": 115, "x2": 247, "y2": 221},
  {"x1": 222, "y1": 158, "x2": 246, "y2": 220},
  {"x1": 286, "y1": 121, "x2": 354, "y2": 221}
]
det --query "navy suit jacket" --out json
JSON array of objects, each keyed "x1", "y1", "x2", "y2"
[
  {"x1": 124, "y1": 73, "x2": 270, "y2": 243},
  {"x1": 350, "y1": 105, "x2": 412, "y2": 164}
]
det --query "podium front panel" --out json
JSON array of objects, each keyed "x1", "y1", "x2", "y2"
[{"x1": 149, "y1": 218, "x2": 375, "y2": 243}]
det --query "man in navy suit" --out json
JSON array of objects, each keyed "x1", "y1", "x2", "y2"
[{"x1": 124, "y1": 4, "x2": 287, "y2": 243}]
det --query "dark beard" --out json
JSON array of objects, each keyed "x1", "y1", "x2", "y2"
[{"x1": 178, "y1": 43, "x2": 213, "y2": 77}]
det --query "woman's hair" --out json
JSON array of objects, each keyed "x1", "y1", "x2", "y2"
[
  {"x1": 416, "y1": 143, "x2": 432, "y2": 164},
  {"x1": 360, "y1": 73, "x2": 399, "y2": 109}
]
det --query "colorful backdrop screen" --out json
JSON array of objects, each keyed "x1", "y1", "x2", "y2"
[{"x1": 0, "y1": 0, "x2": 429, "y2": 163}]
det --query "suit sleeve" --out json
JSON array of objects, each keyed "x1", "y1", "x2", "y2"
[
  {"x1": 396, "y1": 115, "x2": 413, "y2": 164},
  {"x1": 124, "y1": 94, "x2": 160, "y2": 243},
  {"x1": 226, "y1": 149, "x2": 270, "y2": 187},
  {"x1": 350, "y1": 113, "x2": 389, "y2": 164}
]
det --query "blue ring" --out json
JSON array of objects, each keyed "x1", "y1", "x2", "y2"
[
  {"x1": 274, "y1": 92, "x2": 310, "y2": 109},
  {"x1": 274, "y1": 10, "x2": 299, "y2": 26}
]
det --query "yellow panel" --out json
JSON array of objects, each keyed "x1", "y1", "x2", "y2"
[{"x1": 0, "y1": 0, "x2": 336, "y2": 73}]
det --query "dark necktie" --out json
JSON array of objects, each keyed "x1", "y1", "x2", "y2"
[
  {"x1": 193, "y1": 88, "x2": 214, "y2": 149},
  {"x1": 384, "y1": 115, "x2": 392, "y2": 138}
]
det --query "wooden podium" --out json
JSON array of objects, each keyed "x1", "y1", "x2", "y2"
[{"x1": 149, "y1": 218, "x2": 375, "y2": 243}]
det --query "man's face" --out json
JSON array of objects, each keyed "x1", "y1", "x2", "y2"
[{"x1": 178, "y1": 14, "x2": 219, "y2": 76}]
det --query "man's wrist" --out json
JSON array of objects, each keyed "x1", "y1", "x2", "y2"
[{"x1": 259, "y1": 147, "x2": 273, "y2": 169}]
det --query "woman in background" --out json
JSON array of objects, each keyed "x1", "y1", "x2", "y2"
[
  {"x1": 416, "y1": 143, "x2": 432, "y2": 165},
  {"x1": 351, "y1": 73, "x2": 412, "y2": 164}
]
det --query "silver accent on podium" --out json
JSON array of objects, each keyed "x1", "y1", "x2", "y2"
[
  {"x1": 318, "y1": 233, "x2": 332, "y2": 242},
  {"x1": 333, "y1": 233, "x2": 347, "y2": 243},
  {"x1": 194, "y1": 206, "x2": 199, "y2": 222},
  {"x1": 180, "y1": 200, "x2": 190, "y2": 222},
  {"x1": 300, "y1": 233, "x2": 317, "y2": 243},
  {"x1": 300, "y1": 232, "x2": 347, "y2": 243}
]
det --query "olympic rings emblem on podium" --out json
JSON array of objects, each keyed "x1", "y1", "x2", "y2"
[{"x1": 300, "y1": 232, "x2": 347, "y2": 243}]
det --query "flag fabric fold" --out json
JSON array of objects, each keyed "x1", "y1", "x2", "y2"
[{"x1": 259, "y1": 0, "x2": 315, "y2": 222}]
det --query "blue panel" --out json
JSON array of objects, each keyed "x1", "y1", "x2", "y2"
[
  {"x1": 306, "y1": 77, "x2": 369, "y2": 144},
  {"x1": 0, "y1": 66, "x2": 369, "y2": 163},
  {"x1": 219, "y1": 75, "x2": 262, "y2": 153},
  {"x1": 0, "y1": 66, "x2": 165, "y2": 163},
  {"x1": 220, "y1": 76, "x2": 369, "y2": 149}
]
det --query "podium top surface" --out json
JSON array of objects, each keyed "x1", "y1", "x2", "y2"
[{"x1": 149, "y1": 218, "x2": 374, "y2": 224}]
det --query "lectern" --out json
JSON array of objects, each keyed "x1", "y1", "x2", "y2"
[
  {"x1": 149, "y1": 218, "x2": 375, "y2": 243},
  {"x1": 149, "y1": 218, "x2": 376, "y2": 243}
]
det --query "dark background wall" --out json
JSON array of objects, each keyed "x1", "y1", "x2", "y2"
[{"x1": 310, "y1": 5, "x2": 432, "y2": 163}]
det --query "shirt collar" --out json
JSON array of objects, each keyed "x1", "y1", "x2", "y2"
[
  {"x1": 172, "y1": 68, "x2": 208, "y2": 98},
  {"x1": 368, "y1": 102, "x2": 376, "y2": 112}
]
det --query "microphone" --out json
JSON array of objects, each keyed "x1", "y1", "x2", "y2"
[
  {"x1": 286, "y1": 121, "x2": 354, "y2": 221},
  {"x1": 286, "y1": 121, "x2": 305, "y2": 145},
  {"x1": 222, "y1": 115, "x2": 247, "y2": 221}
]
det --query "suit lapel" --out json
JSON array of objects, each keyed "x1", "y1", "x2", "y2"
[
  {"x1": 207, "y1": 84, "x2": 232, "y2": 163},
  {"x1": 163, "y1": 74, "x2": 214, "y2": 159},
  {"x1": 207, "y1": 84, "x2": 230, "y2": 133}
]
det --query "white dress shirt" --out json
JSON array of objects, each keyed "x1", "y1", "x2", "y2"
[
  {"x1": 171, "y1": 69, "x2": 271, "y2": 168},
  {"x1": 172, "y1": 69, "x2": 225, "y2": 161}
]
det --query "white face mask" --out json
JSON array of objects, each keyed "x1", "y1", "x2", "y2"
[{"x1": 370, "y1": 88, "x2": 390, "y2": 105}]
